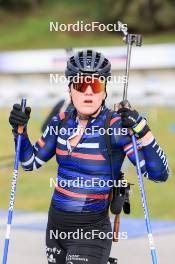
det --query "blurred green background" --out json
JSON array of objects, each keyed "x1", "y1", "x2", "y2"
[
  {"x1": 0, "y1": 0, "x2": 175, "y2": 50},
  {"x1": 0, "y1": 0, "x2": 175, "y2": 219}
]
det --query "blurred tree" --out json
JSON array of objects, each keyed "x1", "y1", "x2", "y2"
[
  {"x1": 95, "y1": 0, "x2": 175, "y2": 32},
  {"x1": 0, "y1": 0, "x2": 174, "y2": 31},
  {"x1": 0, "y1": 0, "x2": 45, "y2": 11}
]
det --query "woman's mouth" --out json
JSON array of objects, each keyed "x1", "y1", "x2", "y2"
[{"x1": 84, "y1": 99, "x2": 93, "y2": 103}]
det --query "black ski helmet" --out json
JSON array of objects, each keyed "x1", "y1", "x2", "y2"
[{"x1": 65, "y1": 49, "x2": 111, "y2": 83}]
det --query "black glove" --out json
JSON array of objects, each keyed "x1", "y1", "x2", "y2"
[
  {"x1": 118, "y1": 107, "x2": 141, "y2": 128},
  {"x1": 9, "y1": 104, "x2": 31, "y2": 132},
  {"x1": 117, "y1": 101, "x2": 150, "y2": 138}
]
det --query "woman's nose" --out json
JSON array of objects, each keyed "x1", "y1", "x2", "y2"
[{"x1": 84, "y1": 85, "x2": 93, "y2": 94}]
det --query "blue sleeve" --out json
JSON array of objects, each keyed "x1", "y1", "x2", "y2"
[
  {"x1": 110, "y1": 111, "x2": 169, "y2": 182},
  {"x1": 141, "y1": 138, "x2": 169, "y2": 181},
  {"x1": 14, "y1": 115, "x2": 60, "y2": 171}
]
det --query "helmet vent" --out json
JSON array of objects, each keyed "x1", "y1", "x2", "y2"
[
  {"x1": 65, "y1": 49, "x2": 111, "y2": 79},
  {"x1": 101, "y1": 58, "x2": 108, "y2": 68},
  {"x1": 70, "y1": 57, "x2": 77, "y2": 67}
]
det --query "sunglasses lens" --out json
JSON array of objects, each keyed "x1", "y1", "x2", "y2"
[
  {"x1": 72, "y1": 77, "x2": 105, "y2": 93},
  {"x1": 92, "y1": 78, "x2": 105, "y2": 93},
  {"x1": 72, "y1": 82, "x2": 86, "y2": 92}
]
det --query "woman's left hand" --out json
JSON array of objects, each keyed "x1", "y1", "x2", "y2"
[{"x1": 116, "y1": 100, "x2": 150, "y2": 138}]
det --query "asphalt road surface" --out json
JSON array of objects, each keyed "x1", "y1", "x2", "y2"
[{"x1": 0, "y1": 211, "x2": 175, "y2": 264}]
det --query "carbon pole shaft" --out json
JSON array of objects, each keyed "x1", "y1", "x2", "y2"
[
  {"x1": 123, "y1": 38, "x2": 132, "y2": 101},
  {"x1": 2, "y1": 98, "x2": 26, "y2": 264}
]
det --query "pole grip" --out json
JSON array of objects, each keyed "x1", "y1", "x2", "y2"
[{"x1": 17, "y1": 98, "x2": 27, "y2": 134}]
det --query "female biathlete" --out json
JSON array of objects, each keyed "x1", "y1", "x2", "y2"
[{"x1": 9, "y1": 49, "x2": 169, "y2": 264}]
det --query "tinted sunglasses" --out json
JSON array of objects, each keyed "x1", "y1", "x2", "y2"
[{"x1": 72, "y1": 76, "x2": 106, "y2": 93}]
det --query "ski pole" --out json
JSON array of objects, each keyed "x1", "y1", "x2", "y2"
[
  {"x1": 2, "y1": 98, "x2": 26, "y2": 264},
  {"x1": 118, "y1": 21, "x2": 158, "y2": 264},
  {"x1": 131, "y1": 134, "x2": 158, "y2": 264}
]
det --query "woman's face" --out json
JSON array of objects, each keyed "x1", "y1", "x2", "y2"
[{"x1": 70, "y1": 84, "x2": 106, "y2": 116}]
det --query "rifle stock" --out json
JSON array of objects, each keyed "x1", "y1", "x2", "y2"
[{"x1": 113, "y1": 214, "x2": 120, "y2": 242}]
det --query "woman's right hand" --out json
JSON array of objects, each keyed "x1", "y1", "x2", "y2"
[{"x1": 9, "y1": 104, "x2": 31, "y2": 131}]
